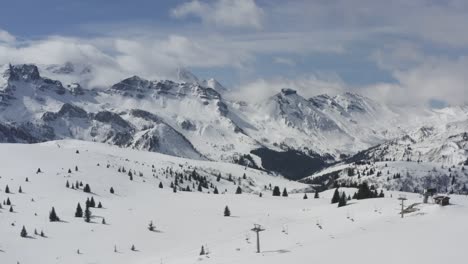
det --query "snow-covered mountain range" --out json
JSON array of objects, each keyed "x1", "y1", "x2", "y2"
[{"x1": 1, "y1": 63, "x2": 467, "y2": 180}]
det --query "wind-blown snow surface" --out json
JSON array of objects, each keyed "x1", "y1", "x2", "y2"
[{"x1": 1, "y1": 141, "x2": 468, "y2": 264}]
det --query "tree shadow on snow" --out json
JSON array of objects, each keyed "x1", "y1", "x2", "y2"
[{"x1": 262, "y1": 249, "x2": 291, "y2": 254}]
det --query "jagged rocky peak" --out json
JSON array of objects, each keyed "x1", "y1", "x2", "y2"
[
  {"x1": 7, "y1": 64, "x2": 41, "y2": 82},
  {"x1": 111, "y1": 75, "x2": 152, "y2": 91},
  {"x1": 281, "y1": 88, "x2": 297, "y2": 96},
  {"x1": 42, "y1": 103, "x2": 88, "y2": 121},
  {"x1": 201, "y1": 78, "x2": 228, "y2": 93},
  {"x1": 333, "y1": 92, "x2": 374, "y2": 113}
]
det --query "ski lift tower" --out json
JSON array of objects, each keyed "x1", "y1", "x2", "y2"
[
  {"x1": 251, "y1": 224, "x2": 265, "y2": 253},
  {"x1": 398, "y1": 195, "x2": 407, "y2": 218}
]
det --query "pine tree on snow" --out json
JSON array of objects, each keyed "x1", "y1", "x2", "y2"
[
  {"x1": 75, "y1": 203, "x2": 83, "y2": 217},
  {"x1": 148, "y1": 221, "x2": 155, "y2": 231},
  {"x1": 200, "y1": 246, "x2": 205, "y2": 255},
  {"x1": 282, "y1": 188, "x2": 288, "y2": 197},
  {"x1": 21, "y1": 226, "x2": 28, "y2": 238},
  {"x1": 303, "y1": 193, "x2": 308, "y2": 199},
  {"x1": 331, "y1": 188, "x2": 340, "y2": 204},
  {"x1": 83, "y1": 184, "x2": 91, "y2": 193},
  {"x1": 314, "y1": 190, "x2": 320, "y2": 199},
  {"x1": 236, "y1": 186, "x2": 242, "y2": 194},
  {"x1": 338, "y1": 192, "x2": 347, "y2": 207},
  {"x1": 84, "y1": 207, "x2": 92, "y2": 223},
  {"x1": 5, "y1": 185, "x2": 10, "y2": 193},
  {"x1": 89, "y1": 197, "x2": 96, "y2": 207},
  {"x1": 49, "y1": 207, "x2": 60, "y2": 222},
  {"x1": 224, "y1": 206, "x2": 231, "y2": 217},
  {"x1": 272, "y1": 186, "x2": 281, "y2": 196}
]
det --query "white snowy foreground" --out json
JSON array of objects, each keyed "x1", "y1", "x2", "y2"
[{"x1": 1, "y1": 140, "x2": 467, "y2": 264}]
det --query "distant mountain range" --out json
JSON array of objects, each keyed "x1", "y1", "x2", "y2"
[{"x1": 1, "y1": 63, "x2": 467, "y2": 180}]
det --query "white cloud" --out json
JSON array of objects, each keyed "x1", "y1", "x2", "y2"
[
  {"x1": 228, "y1": 75, "x2": 346, "y2": 103},
  {"x1": 171, "y1": 0, "x2": 264, "y2": 30},
  {"x1": 362, "y1": 55, "x2": 468, "y2": 107},
  {"x1": 0, "y1": 29, "x2": 15, "y2": 43}
]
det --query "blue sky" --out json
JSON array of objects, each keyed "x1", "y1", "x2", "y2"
[{"x1": 1, "y1": 0, "x2": 467, "y2": 107}]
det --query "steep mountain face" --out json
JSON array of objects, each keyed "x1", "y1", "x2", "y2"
[
  {"x1": 1, "y1": 63, "x2": 467, "y2": 181},
  {"x1": 346, "y1": 118, "x2": 468, "y2": 166}
]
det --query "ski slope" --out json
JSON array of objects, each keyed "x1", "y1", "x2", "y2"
[{"x1": 1, "y1": 141, "x2": 467, "y2": 264}]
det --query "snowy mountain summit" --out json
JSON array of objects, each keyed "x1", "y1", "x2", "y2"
[{"x1": 0, "y1": 63, "x2": 467, "y2": 181}]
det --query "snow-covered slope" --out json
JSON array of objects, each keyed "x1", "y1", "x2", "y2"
[{"x1": 1, "y1": 141, "x2": 468, "y2": 264}]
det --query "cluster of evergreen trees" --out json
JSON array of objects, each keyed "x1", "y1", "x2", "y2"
[
  {"x1": 331, "y1": 182, "x2": 385, "y2": 207},
  {"x1": 272, "y1": 186, "x2": 288, "y2": 197}
]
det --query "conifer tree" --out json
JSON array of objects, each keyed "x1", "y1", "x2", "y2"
[
  {"x1": 36, "y1": 168, "x2": 41, "y2": 174},
  {"x1": 236, "y1": 186, "x2": 242, "y2": 194},
  {"x1": 213, "y1": 187, "x2": 219, "y2": 194},
  {"x1": 159, "y1": 182, "x2": 163, "y2": 188},
  {"x1": 217, "y1": 173, "x2": 221, "y2": 182},
  {"x1": 75, "y1": 166, "x2": 78, "y2": 171},
  {"x1": 6, "y1": 197, "x2": 11, "y2": 205},
  {"x1": 379, "y1": 190, "x2": 385, "y2": 198},
  {"x1": 303, "y1": 193, "x2": 308, "y2": 199},
  {"x1": 83, "y1": 184, "x2": 91, "y2": 193},
  {"x1": 200, "y1": 246, "x2": 205, "y2": 255},
  {"x1": 49, "y1": 207, "x2": 60, "y2": 222},
  {"x1": 331, "y1": 188, "x2": 340, "y2": 204},
  {"x1": 75, "y1": 203, "x2": 83, "y2": 217},
  {"x1": 68, "y1": 168, "x2": 72, "y2": 173},
  {"x1": 128, "y1": 171, "x2": 133, "y2": 181},
  {"x1": 84, "y1": 207, "x2": 91, "y2": 223},
  {"x1": 224, "y1": 206, "x2": 231, "y2": 217},
  {"x1": 110, "y1": 187, "x2": 115, "y2": 194},
  {"x1": 282, "y1": 188, "x2": 288, "y2": 197},
  {"x1": 314, "y1": 189, "x2": 320, "y2": 199},
  {"x1": 98, "y1": 202, "x2": 102, "y2": 208},
  {"x1": 338, "y1": 192, "x2": 347, "y2": 207},
  {"x1": 131, "y1": 245, "x2": 136, "y2": 251},
  {"x1": 102, "y1": 218, "x2": 106, "y2": 224},
  {"x1": 9, "y1": 206, "x2": 13, "y2": 212},
  {"x1": 21, "y1": 225, "x2": 28, "y2": 238},
  {"x1": 40, "y1": 230, "x2": 45, "y2": 237},
  {"x1": 148, "y1": 221, "x2": 155, "y2": 231},
  {"x1": 66, "y1": 181, "x2": 70, "y2": 188},
  {"x1": 272, "y1": 186, "x2": 281, "y2": 196},
  {"x1": 5, "y1": 185, "x2": 10, "y2": 193},
  {"x1": 90, "y1": 197, "x2": 96, "y2": 207},
  {"x1": 18, "y1": 186, "x2": 22, "y2": 193}
]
